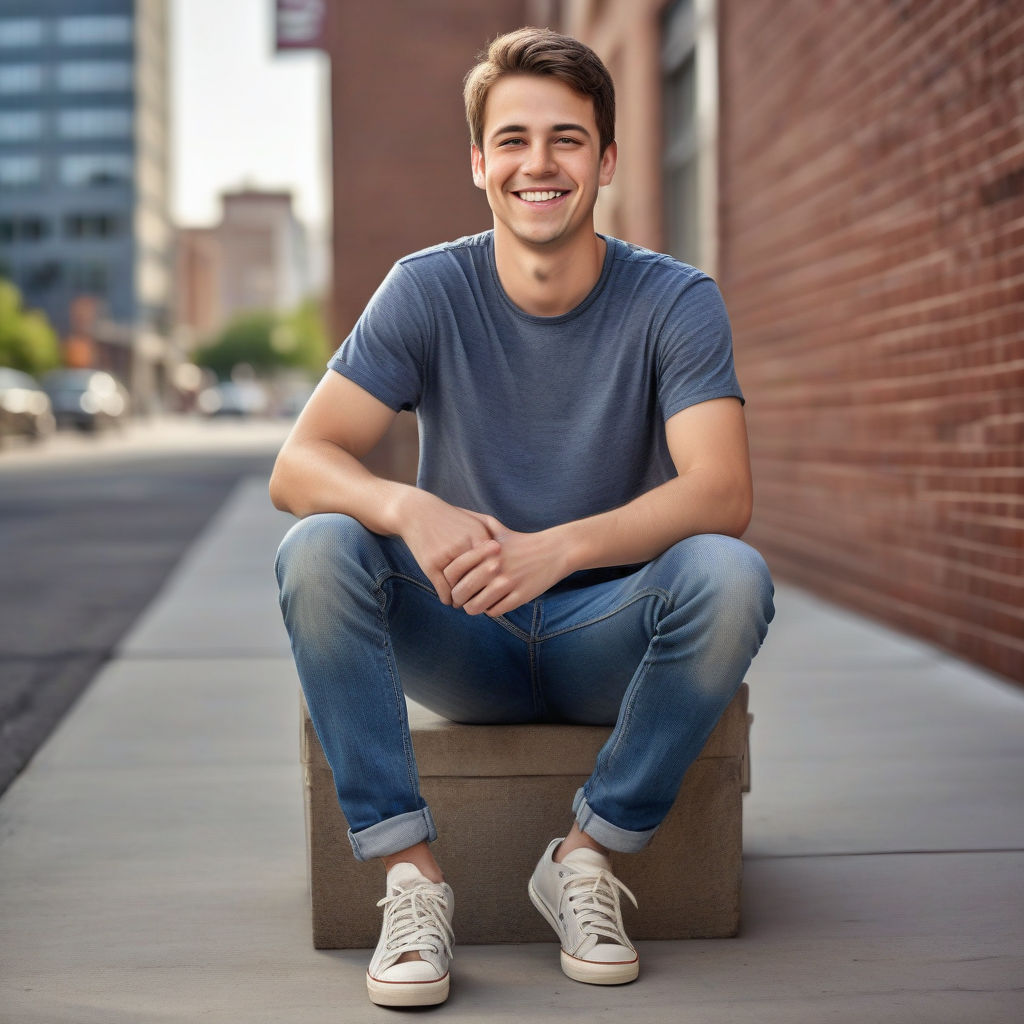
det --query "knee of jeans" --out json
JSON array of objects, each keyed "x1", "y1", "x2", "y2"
[
  {"x1": 671, "y1": 534, "x2": 775, "y2": 629},
  {"x1": 274, "y1": 513, "x2": 377, "y2": 595}
]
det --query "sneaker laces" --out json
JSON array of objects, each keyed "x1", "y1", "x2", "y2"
[
  {"x1": 376, "y1": 882, "x2": 454, "y2": 963},
  {"x1": 564, "y1": 867, "x2": 638, "y2": 947}
]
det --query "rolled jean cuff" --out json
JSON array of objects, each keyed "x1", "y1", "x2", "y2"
[
  {"x1": 572, "y1": 788, "x2": 657, "y2": 854},
  {"x1": 347, "y1": 806, "x2": 437, "y2": 862}
]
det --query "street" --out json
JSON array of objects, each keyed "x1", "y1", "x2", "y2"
[{"x1": 0, "y1": 417, "x2": 292, "y2": 796}]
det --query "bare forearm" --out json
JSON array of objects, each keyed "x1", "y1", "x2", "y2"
[
  {"x1": 444, "y1": 467, "x2": 751, "y2": 617},
  {"x1": 271, "y1": 436, "x2": 501, "y2": 605},
  {"x1": 557, "y1": 469, "x2": 752, "y2": 574},
  {"x1": 269, "y1": 437, "x2": 411, "y2": 533}
]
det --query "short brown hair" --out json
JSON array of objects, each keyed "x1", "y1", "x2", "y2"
[{"x1": 463, "y1": 27, "x2": 615, "y2": 154}]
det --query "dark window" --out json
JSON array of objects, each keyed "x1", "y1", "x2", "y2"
[
  {"x1": 0, "y1": 216, "x2": 51, "y2": 242},
  {"x1": 20, "y1": 216, "x2": 49, "y2": 241},
  {"x1": 68, "y1": 261, "x2": 109, "y2": 293},
  {"x1": 25, "y1": 260, "x2": 63, "y2": 292},
  {"x1": 64, "y1": 213, "x2": 121, "y2": 238},
  {"x1": 60, "y1": 154, "x2": 132, "y2": 187}
]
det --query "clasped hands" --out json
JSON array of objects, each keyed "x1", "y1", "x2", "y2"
[
  {"x1": 443, "y1": 524, "x2": 568, "y2": 617},
  {"x1": 403, "y1": 494, "x2": 569, "y2": 618}
]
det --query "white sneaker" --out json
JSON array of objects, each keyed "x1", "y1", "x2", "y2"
[
  {"x1": 528, "y1": 838, "x2": 639, "y2": 985},
  {"x1": 366, "y1": 862, "x2": 454, "y2": 1007}
]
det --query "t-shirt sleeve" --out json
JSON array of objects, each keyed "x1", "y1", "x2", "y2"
[
  {"x1": 326, "y1": 261, "x2": 431, "y2": 412},
  {"x1": 656, "y1": 275, "x2": 744, "y2": 420}
]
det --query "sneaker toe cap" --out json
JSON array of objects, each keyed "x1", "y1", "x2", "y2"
[
  {"x1": 374, "y1": 960, "x2": 445, "y2": 983},
  {"x1": 583, "y1": 944, "x2": 637, "y2": 964}
]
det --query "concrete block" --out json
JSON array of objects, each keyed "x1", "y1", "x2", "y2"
[{"x1": 301, "y1": 685, "x2": 750, "y2": 947}]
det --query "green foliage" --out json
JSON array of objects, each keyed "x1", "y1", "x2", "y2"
[
  {"x1": 193, "y1": 299, "x2": 329, "y2": 381},
  {"x1": 0, "y1": 279, "x2": 60, "y2": 375}
]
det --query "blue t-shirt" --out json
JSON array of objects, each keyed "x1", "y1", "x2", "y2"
[{"x1": 328, "y1": 231, "x2": 742, "y2": 534}]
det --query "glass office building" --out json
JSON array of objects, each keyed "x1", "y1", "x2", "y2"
[{"x1": 0, "y1": 0, "x2": 172, "y2": 408}]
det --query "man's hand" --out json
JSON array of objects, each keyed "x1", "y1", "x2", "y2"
[
  {"x1": 443, "y1": 526, "x2": 571, "y2": 617},
  {"x1": 396, "y1": 490, "x2": 502, "y2": 605}
]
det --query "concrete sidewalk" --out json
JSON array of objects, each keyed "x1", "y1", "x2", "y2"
[{"x1": 1, "y1": 476, "x2": 1021, "y2": 1023}]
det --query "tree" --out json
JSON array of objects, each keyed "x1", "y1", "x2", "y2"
[
  {"x1": 0, "y1": 279, "x2": 60, "y2": 375},
  {"x1": 192, "y1": 299, "x2": 329, "y2": 381}
]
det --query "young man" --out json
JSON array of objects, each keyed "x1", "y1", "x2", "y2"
[{"x1": 271, "y1": 27, "x2": 773, "y2": 1008}]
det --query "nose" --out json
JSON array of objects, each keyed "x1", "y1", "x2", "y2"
[{"x1": 522, "y1": 140, "x2": 556, "y2": 177}]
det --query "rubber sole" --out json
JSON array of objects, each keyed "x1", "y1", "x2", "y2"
[
  {"x1": 528, "y1": 880, "x2": 639, "y2": 986},
  {"x1": 366, "y1": 971, "x2": 450, "y2": 1007}
]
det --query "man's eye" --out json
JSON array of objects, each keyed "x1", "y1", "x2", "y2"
[
  {"x1": 498, "y1": 138, "x2": 525, "y2": 146},
  {"x1": 556, "y1": 137, "x2": 581, "y2": 145}
]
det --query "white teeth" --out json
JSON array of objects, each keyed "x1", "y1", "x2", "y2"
[{"x1": 518, "y1": 190, "x2": 565, "y2": 202}]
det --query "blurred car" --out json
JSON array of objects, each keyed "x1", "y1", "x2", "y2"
[
  {"x1": 41, "y1": 369, "x2": 129, "y2": 432},
  {"x1": 196, "y1": 380, "x2": 269, "y2": 418},
  {"x1": 0, "y1": 367, "x2": 56, "y2": 444}
]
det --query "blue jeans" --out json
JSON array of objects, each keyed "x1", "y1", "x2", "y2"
[{"x1": 275, "y1": 514, "x2": 774, "y2": 861}]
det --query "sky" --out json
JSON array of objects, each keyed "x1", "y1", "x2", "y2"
[{"x1": 170, "y1": 0, "x2": 329, "y2": 230}]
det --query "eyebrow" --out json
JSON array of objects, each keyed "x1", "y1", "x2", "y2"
[{"x1": 489, "y1": 122, "x2": 592, "y2": 141}]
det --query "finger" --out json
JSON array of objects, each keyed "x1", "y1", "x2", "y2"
[
  {"x1": 485, "y1": 585, "x2": 535, "y2": 617},
  {"x1": 441, "y1": 533, "x2": 487, "y2": 565},
  {"x1": 450, "y1": 560, "x2": 501, "y2": 608},
  {"x1": 427, "y1": 569, "x2": 453, "y2": 606},
  {"x1": 462, "y1": 577, "x2": 515, "y2": 616},
  {"x1": 479, "y1": 514, "x2": 507, "y2": 537},
  {"x1": 443, "y1": 539, "x2": 499, "y2": 585}
]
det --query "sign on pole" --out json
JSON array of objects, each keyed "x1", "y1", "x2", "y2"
[{"x1": 275, "y1": 0, "x2": 326, "y2": 52}]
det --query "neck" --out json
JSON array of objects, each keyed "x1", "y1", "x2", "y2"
[{"x1": 493, "y1": 228, "x2": 607, "y2": 317}]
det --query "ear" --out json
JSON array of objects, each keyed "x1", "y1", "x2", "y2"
[
  {"x1": 471, "y1": 144, "x2": 486, "y2": 190},
  {"x1": 598, "y1": 140, "x2": 617, "y2": 187}
]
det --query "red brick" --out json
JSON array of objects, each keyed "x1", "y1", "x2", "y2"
[{"x1": 712, "y1": 0, "x2": 1024, "y2": 683}]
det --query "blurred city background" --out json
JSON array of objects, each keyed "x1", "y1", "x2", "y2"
[
  {"x1": 1, "y1": 4, "x2": 1022, "y2": 1020},
  {"x1": 1, "y1": 0, "x2": 1021, "y2": 793}
]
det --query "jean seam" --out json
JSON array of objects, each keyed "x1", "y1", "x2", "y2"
[
  {"x1": 373, "y1": 567, "x2": 431, "y2": 593},
  {"x1": 528, "y1": 600, "x2": 545, "y2": 717},
  {"x1": 597, "y1": 643, "x2": 653, "y2": 779},
  {"x1": 533, "y1": 586, "x2": 670, "y2": 643},
  {"x1": 376, "y1": 575, "x2": 422, "y2": 811},
  {"x1": 585, "y1": 593, "x2": 666, "y2": 794},
  {"x1": 493, "y1": 613, "x2": 531, "y2": 642}
]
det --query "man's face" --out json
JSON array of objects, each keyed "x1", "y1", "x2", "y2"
[{"x1": 471, "y1": 74, "x2": 616, "y2": 252}]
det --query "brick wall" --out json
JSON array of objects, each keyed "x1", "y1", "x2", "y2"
[
  {"x1": 717, "y1": 0, "x2": 1024, "y2": 681},
  {"x1": 326, "y1": 1, "x2": 533, "y2": 334}
]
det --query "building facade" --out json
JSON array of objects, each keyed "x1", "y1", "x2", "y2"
[
  {"x1": 216, "y1": 189, "x2": 309, "y2": 328},
  {"x1": 174, "y1": 188, "x2": 312, "y2": 353},
  {"x1": 0, "y1": 0, "x2": 173, "y2": 409},
  {"x1": 567, "y1": 0, "x2": 1023, "y2": 682},
  {"x1": 174, "y1": 225, "x2": 219, "y2": 344}
]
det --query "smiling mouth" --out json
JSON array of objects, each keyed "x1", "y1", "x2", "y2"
[{"x1": 514, "y1": 190, "x2": 569, "y2": 203}]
